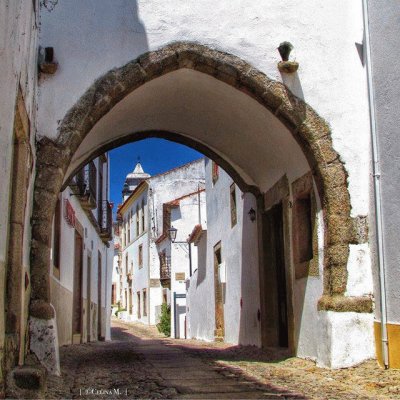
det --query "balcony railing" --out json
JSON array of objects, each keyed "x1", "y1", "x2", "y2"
[
  {"x1": 70, "y1": 162, "x2": 97, "y2": 209},
  {"x1": 99, "y1": 200, "x2": 113, "y2": 241},
  {"x1": 160, "y1": 255, "x2": 171, "y2": 288}
]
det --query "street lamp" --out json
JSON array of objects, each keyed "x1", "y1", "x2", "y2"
[
  {"x1": 167, "y1": 226, "x2": 192, "y2": 277},
  {"x1": 167, "y1": 226, "x2": 178, "y2": 242}
]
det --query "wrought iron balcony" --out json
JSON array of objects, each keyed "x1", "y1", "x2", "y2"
[
  {"x1": 99, "y1": 200, "x2": 113, "y2": 241},
  {"x1": 70, "y1": 162, "x2": 97, "y2": 210},
  {"x1": 160, "y1": 255, "x2": 171, "y2": 288}
]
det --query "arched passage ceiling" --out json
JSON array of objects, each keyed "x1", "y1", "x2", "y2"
[{"x1": 67, "y1": 69, "x2": 310, "y2": 193}]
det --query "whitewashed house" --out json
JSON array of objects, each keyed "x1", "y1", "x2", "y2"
[
  {"x1": 186, "y1": 159, "x2": 260, "y2": 345},
  {"x1": 117, "y1": 159, "x2": 205, "y2": 328},
  {"x1": 50, "y1": 154, "x2": 114, "y2": 346},
  {"x1": 111, "y1": 223, "x2": 122, "y2": 311},
  {"x1": 156, "y1": 189, "x2": 206, "y2": 338}
]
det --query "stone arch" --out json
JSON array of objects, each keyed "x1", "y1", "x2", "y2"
[{"x1": 30, "y1": 41, "x2": 372, "y2": 326}]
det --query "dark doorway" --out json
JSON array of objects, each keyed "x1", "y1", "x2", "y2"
[
  {"x1": 86, "y1": 254, "x2": 91, "y2": 342},
  {"x1": 72, "y1": 230, "x2": 84, "y2": 340},
  {"x1": 98, "y1": 251, "x2": 103, "y2": 340},
  {"x1": 261, "y1": 202, "x2": 288, "y2": 348},
  {"x1": 213, "y1": 242, "x2": 224, "y2": 341}
]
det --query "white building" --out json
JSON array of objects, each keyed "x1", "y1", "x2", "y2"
[
  {"x1": 156, "y1": 189, "x2": 207, "y2": 339},
  {"x1": 187, "y1": 160, "x2": 260, "y2": 345},
  {"x1": 111, "y1": 223, "x2": 122, "y2": 310},
  {"x1": 50, "y1": 155, "x2": 114, "y2": 346},
  {"x1": 116, "y1": 159, "x2": 205, "y2": 328}
]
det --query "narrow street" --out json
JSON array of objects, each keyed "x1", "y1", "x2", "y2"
[
  {"x1": 46, "y1": 320, "x2": 304, "y2": 399},
  {"x1": 45, "y1": 320, "x2": 400, "y2": 400}
]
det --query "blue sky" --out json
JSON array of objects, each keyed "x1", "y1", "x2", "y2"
[{"x1": 109, "y1": 138, "x2": 203, "y2": 208}]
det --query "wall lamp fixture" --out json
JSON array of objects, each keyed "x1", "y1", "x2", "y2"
[{"x1": 248, "y1": 208, "x2": 256, "y2": 222}]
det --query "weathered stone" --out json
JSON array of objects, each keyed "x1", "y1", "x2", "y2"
[
  {"x1": 326, "y1": 244, "x2": 350, "y2": 266},
  {"x1": 30, "y1": 300, "x2": 55, "y2": 320},
  {"x1": 324, "y1": 186, "x2": 351, "y2": 217},
  {"x1": 318, "y1": 295, "x2": 373, "y2": 313},
  {"x1": 138, "y1": 47, "x2": 178, "y2": 79},
  {"x1": 256, "y1": 82, "x2": 288, "y2": 115},
  {"x1": 327, "y1": 263, "x2": 348, "y2": 294},
  {"x1": 276, "y1": 90, "x2": 307, "y2": 128},
  {"x1": 117, "y1": 60, "x2": 147, "y2": 92},
  {"x1": 34, "y1": 164, "x2": 64, "y2": 195},
  {"x1": 237, "y1": 68, "x2": 276, "y2": 107},
  {"x1": 264, "y1": 175, "x2": 289, "y2": 211},
  {"x1": 350, "y1": 215, "x2": 369, "y2": 244},
  {"x1": 313, "y1": 135, "x2": 340, "y2": 165},
  {"x1": 36, "y1": 138, "x2": 70, "y2": 168},
  {"x1": 13, "y1": 367, "x2": 45, "y2": 390},
  {"x1": 31, "y1": 221, "x2": 52, "y2": 246},
  {"x1": 326, "y1": 215, "x2": 351, "y2": 245},
  {"x1": 29, "y1": 314, "x2": 60, "y2": 376},
  {"x1": 30, "y1": 240, "x2": 51, "y2": 302},
  {"x1": 32, "y1": 189, "x2": 57, "y2": 223},
  {"x1": 320, "y1": 161, "x2": 348, "y2": 189}
]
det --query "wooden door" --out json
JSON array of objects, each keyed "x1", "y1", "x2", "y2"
[
  {"x1": 73, "y1": 231, "x2": 83, "y2": 337},
  {"x1": 98, "y1": 251, "x2": 102, "y2": 340},
  {"x1": 261, "y1": 203, "x2": 288, "y2": 347},
  {"x1": 86, "y1": 254, "x2": 91, "y2": 342},
  {"x1": 213, "y1": 243, "x2": 224, "y2": 340}
]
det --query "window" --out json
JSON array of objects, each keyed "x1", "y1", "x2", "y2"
[
  {"x1": 293, "y1": 194, "x2": 313, "y2": 263},
  {"x1": 141, "y1": 199, "x2": 145, "y2": 232},
  {"x1": 212, "y1": 161, "x2": 219, "y2": 184},
  {"x1": 143, "y1": 289, "x2": 147, "y2": 317},
  {"x1": 125, "y1": 254, "x2": 129, "y2": 275},
  {"x1": 137, "y1": 291, "x2": 141, "y2": 319},
  {"x1": 136, "y1": 205, "x2": 140, "y2": 236},
  {"x1": 127, "y1": 218, "x2": 131, "y2": 243},
  {"x1": 230, "y1": 183, "x2": 237, "y2": 227},
  {"x1": 292, "y1": 172, "x2": 317, "y2": 280},
  {"x1": 97, "y1": 159, "x2": 104, "y2": 223},
  {"x1": 138, "y1": 244, "x2": 143, "y2": 268}
]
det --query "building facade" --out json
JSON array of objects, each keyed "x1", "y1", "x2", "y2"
[
  {"x1": 50, "y1": 155, "x2": 113, "y2": 347},
  {"x1": 186, "y1": 160, "x2": 260, "y2": 346},
  {"x1": 116, "y1": 159, "x2": 206, "y2": 328},
  {"x1": 156, "y1": 189, "x2": 207, "y2": 339}
]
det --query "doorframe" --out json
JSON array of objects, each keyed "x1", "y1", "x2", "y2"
[
  {"x1": 258, "y1": 175, "x2": 295, "y2": 352},
  {"x1": 72, "y1": 221, "x2": 84, "y2": 343},
  {"x1": 86, "y1": 252, "x2": 91, "y2": 342}
]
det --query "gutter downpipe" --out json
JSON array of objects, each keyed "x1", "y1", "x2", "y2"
[{"x1": 362, "y1": 0, "x2": 389, "y2": 368}]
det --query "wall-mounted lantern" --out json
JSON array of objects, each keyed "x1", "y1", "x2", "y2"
[
  {"x1": 38, "y1": 46, "x2": 58, "y2": 74},
  {"x1": 168, "y1": 226, "x2": 178, "y2": 243},
  {"x1": 248, "y1": 208, "x2": 256, "y2": 222}
]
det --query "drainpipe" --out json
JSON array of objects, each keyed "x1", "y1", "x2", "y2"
[{"x1": 362, "y1": 0, "x2": 389, "y2": 369}]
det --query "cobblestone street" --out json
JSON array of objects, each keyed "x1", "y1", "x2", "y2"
[{"x1": 46, "y1": 320, "x2": 400, "y2": 399}]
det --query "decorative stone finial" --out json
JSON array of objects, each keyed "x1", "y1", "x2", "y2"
[
  {"x1": 278, "y1": 41, "x2": 294, "y2": 61},
  {"x1": 277, "y1": 41, "x2": 299, "y2": 73}
]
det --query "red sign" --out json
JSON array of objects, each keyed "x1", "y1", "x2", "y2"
[{"x1": 64, "y1": 199, "x2": 76, "y2": 227}]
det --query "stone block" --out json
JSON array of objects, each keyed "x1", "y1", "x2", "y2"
[
  {"x1": 13, "y1": 367, "x2": 45, "y2": 390},
  {"x1": 138, "y1": 47, "x2": 178, "y2": 79},
  {"x1": 29, "y1": 314, "x2": 60, "y2": 376},
  {"x1": 326, "y1": 244, "x2": 350, "y2": 266}
]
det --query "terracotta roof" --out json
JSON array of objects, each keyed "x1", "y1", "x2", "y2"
[
  {"x1": 165, "y1": 188, "x2": 205, "y2": 206},
  {"x1": 188, "y1": 224, "x2": 205, "y2": 244}
]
